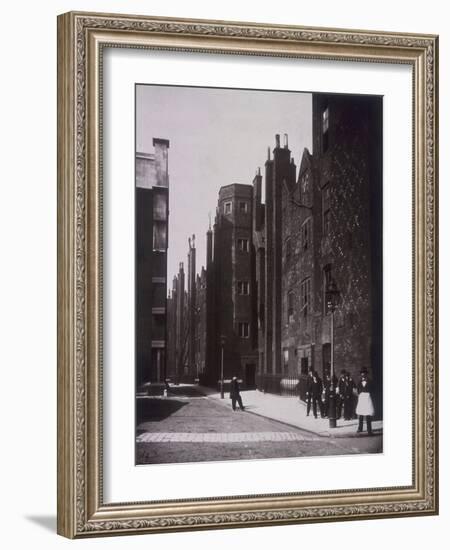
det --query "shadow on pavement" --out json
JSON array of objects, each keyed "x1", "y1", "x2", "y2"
[
  {"x1": 137, "y1": 397, "x2": 188, "y2": 423},
  {"x1": 168, "y1": 385, "x2": 206, "y2": 398}
]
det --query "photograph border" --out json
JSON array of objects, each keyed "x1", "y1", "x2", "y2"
[{"x1": 57, "y1": 11, "x2": 438, "y2": 538}]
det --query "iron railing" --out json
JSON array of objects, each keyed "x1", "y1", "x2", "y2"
[
  {"x1": 256, "y1": 373, "x2": 304, "y2": 398},
  {"x1": 255, "y1": 373, "x2": 312, "y2": 400}
]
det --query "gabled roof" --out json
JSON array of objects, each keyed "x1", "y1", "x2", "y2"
[{"x1": 298, "y1": 147, "x2": 313, "y2": 176}]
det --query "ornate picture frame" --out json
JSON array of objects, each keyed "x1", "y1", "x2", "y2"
[{"x1": 57, "y1": 11, "x2": 438, "y2": 538}]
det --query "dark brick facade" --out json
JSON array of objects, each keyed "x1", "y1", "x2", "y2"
[
  {"x1": 195, "y1": 267, "x2": 207, "y2": 377},
  {"x1": 167, "y1": 239, "x2": 206, "y2": 383},
  {"x1": 205, "y1": 184, "x2": 258, "y2": 386},
  {"x1": 187, "y1": 236, "x2": 197, "y2": 379},
  {"x1": 135, "y1": 138, "x2": 170, "y2": 387},
  {"x1": 166, "y1": 262, "x2": 187, "y2": 382},
  {"x1": 254, "y1": 94, "x2": 382, "y2": 415}
]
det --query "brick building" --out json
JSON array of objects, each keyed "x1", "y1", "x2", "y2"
[
  {"x1": 187, "y1": 235, "x2": 197, "y2": 379},
  {"x1": 254, "y1": 93, "x2": 382, "y2": 413},
  {"x1": 167, "y1": 237, "x2": 204, "y2": 383},
  {"x1": 135, "y1": 138, "x2": 170, "y2": 387},
  {"x1": 194, "y1": 267, "x2": 207, "y2": 378},
  {"x1": 166, "y1": 262, "x2": 186, "y2": 382},
  {"x1": 198, "y1": 184, "x2": 259, "y2": 388},
  {"x1": 253, "y1": 134, "x2": 297, "y2": 391}
]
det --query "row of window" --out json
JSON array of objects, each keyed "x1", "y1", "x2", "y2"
[
  {"x1": 284, "y1": 194, "x2": 332, "y2": 262},
  {"x1": 240, "y1": 267, "x2": 332, "y2": 320},
  {"x1": 223, "y1": 200, "x2": 249, "y2": 215},
  {"x1": 237, "y1": 238, "x2": 249, "y2": 252},
  {"x1": 238, "y1": 322, "x2": 250, "y2": 338},
  {"x1": 299, "y1": 171, "x2": 332, "y2": 208},
  {"x1": 153, "y1": 222, "x2": 167, "y2": 251},
  {"x1": 285, "y1": 218, "x2": 313, "y2": 262},
  {"x1": 237, "y1": 281, "x2": 250, "y2": 295},
  {"x1": 287, "y1": 278, "x2": 311, "y2": 323},
  {"x1": 286, "y1": 265, "x2": 334, "y2": 323}
]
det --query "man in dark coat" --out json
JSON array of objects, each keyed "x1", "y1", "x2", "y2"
[
  {"x1": 322, "y1": 369, "x2": 337, "y2": 419},
  {"x1": 336, "y1": 370, "x2": 347, "y2": 419},
  {"x1": 230, "y1": 376, "x2": 245, "y2": 411},
  {"x1": 311, "y1": 371, "x2": 323, "y2": 419},
  {"x1": 338, "y1": 371, "x2": 356, "y2": 420}
]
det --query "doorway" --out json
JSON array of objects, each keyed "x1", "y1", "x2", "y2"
[{"x1": 245, "y1": 364, "x2": 256, "y2": 388}]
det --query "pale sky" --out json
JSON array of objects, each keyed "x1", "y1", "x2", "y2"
[{"x1": 136, "y1": 84, "x2": 312, "y2": 288}]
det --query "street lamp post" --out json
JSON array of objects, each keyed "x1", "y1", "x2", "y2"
[
  {"x1": 326, "y1": 278, "x2": 340, "y2": 429},
  {"x1": 220, "y1": 335, "x2": 226, "y2": 399}
]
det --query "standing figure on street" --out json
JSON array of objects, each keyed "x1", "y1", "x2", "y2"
[
  {"x1": 339, "y1": 370, "x2": 356, "y2": 420},
  {"x1": 230, "y1": 376, "x2": 245, "y2": 411},
  {"x1": 322, "y1": 369, "x2": 337, "y2": 419},
  {"x1": 336, "y1": 370, "x2": 347, "y2": 419},
  {"x1": 311, "y1": 371, "x2": 323, "y2": 419},
  {"x1": 305, "y1": 369, "x2": 314, "y2": 416},
  {"x1": 348, "y1": 372, "x2": 357, "y2": 419},
  {"x1": 356, "y1": 368, "x2": 374, "y2": 434}
]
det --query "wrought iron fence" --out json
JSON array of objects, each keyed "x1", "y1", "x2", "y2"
[{"x1": 255, "y1": 374, "x2": 303, "y2": 398}]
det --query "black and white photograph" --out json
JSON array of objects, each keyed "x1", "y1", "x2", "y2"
[
  {"x1": 135, "y1": 84, "x2": 383, "y2": 465},
  {"x1": 1, "y1": 0, "x2": 442, "y2": 544}
]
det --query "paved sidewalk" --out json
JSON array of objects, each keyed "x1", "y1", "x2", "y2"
[
  {"x1": 200, "y1": 387, "x2": 383, "y2": 438},
  {"x1": 137, "y1": 431, "x2": 321, "y2": 443}
]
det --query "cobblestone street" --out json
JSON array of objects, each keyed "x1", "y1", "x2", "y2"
[{"x1": 136, "y1": 385, "x2": 382, "y2": 464}]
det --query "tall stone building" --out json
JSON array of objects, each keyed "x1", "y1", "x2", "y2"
[
  {"x1": 187, "y1": 235, "x2": 197, "y2": 379},
  {"x1": 135, "y1": 138, "x2": 170, "y2": 387},
  {"x1": 194, "y1": 267, "x2": 207, "y2": 378},
  {"x1": 203, "y1": 184, "x2": 258, "y2": 387},
  {"x1": 253, "y1": 134, "x2": 297, "y2": 390},
  {"x1": 254, "y1": 93, "x2": 382, "y2": 413},
  {"x1": 204, "y1": 221, "x2": 216, "y2": 384},
  {"x1": 167, "y1": 238, "x2": 203, "y2": 383},
  {"x1": 166, "y1": 262, "x2": 186, "y2": 382}
]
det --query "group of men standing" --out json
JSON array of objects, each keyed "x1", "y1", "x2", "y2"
[{"x1": 304, "y1": 368, "x2": 375, "y2": 435}]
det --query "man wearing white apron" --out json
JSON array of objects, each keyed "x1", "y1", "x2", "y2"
[{"x1": 356, "y1": 369, "x2": 374, "y2": 435}]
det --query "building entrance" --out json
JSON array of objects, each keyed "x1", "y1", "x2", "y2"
[{"x1": 245, "y1": 364, "x2": 256, "y2": 388}]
